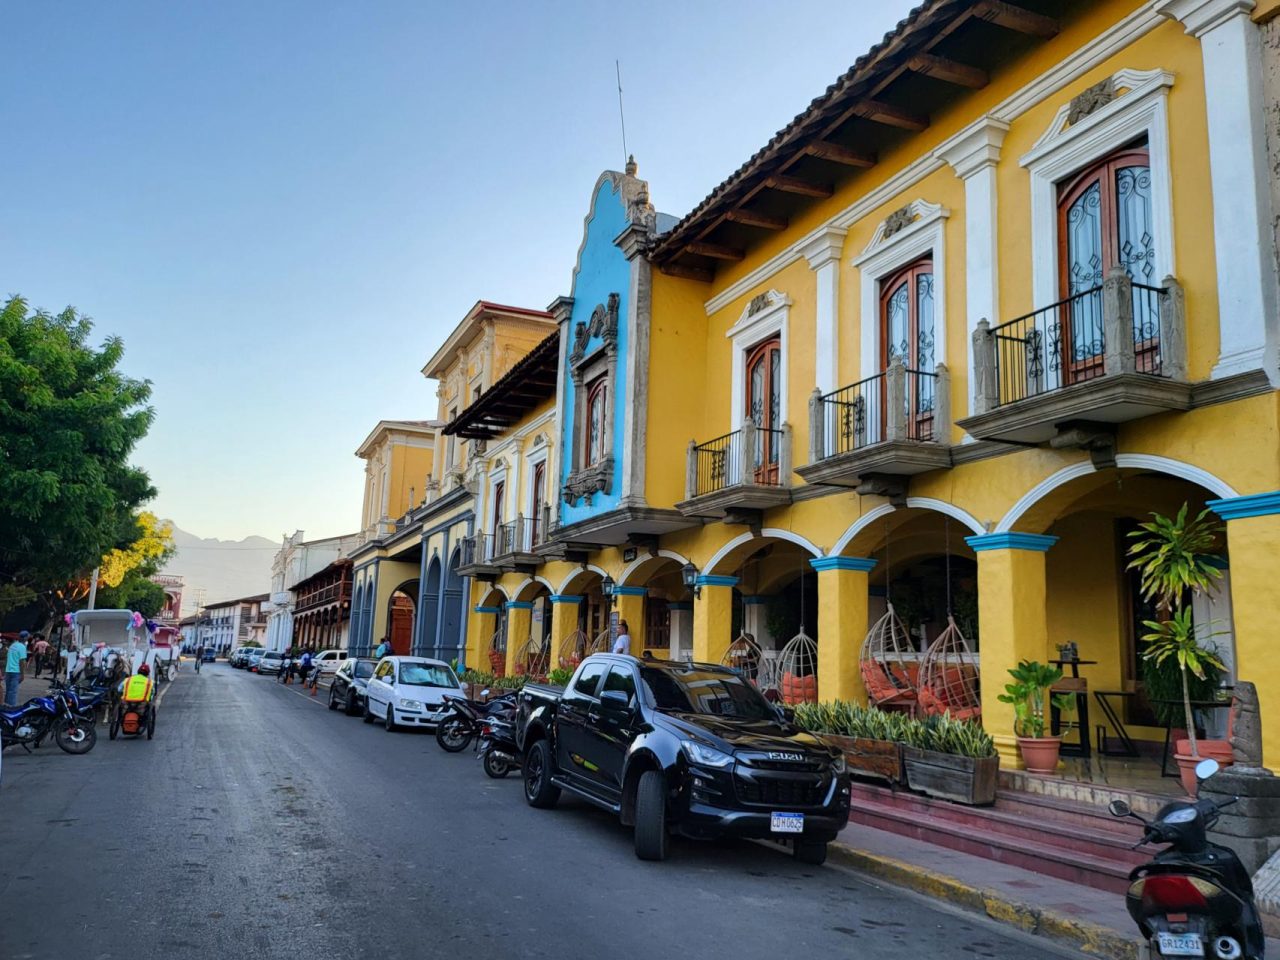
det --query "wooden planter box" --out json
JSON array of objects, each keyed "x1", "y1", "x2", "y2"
[
  {"x1": 824, "y1": 734, "x2": 902, "y2": 785},
  {"x1": 902, "y1": 746, "x2": 999, "y2": 806}
]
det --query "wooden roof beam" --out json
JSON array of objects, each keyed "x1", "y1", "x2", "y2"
[
  {"x1": 724, "y1": 209, "x2": 788, "y2": 231},
  {"x1": 907, "y1": 53, "x2": 988, "y2": 89},
  {"x1": 661, "y1": 261, "x2": 714, "y2": 283},
  {"x1": 764, "y1": 175, "x2": 833, "y2": 198},
  {"x1": 974, "y1": 1, "x2": 1058, "y2": 38},
  {"x1": 686, "y1": 240, "x2": 744, "y2": 262},
  {"x1": 804, "y1": 141, "x2": 877, "y2": 168}
]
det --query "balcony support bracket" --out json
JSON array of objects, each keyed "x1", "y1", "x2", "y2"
[
  {"x1": 722, "y1": 508, "x2": 764, "y2": 533},
  {"x1": 854, "y1": 474, "x2": 909, "y2": 504},
  {"x1": 1048, "y1": 421, "x2": 1117, "y2": 470}
]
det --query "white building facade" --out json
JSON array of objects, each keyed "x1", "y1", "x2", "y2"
[{"x1": 264, "y1": 531, "x2": 361, "y2": 652}]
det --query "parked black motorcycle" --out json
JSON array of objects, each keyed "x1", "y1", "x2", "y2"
[
  {"x1": 435, "y1": 691, "x2": 517, "y2": 753},
  {"x1": 1108, "y1": 758, "x2": 1264, "y2": 960},
  {"x1": 478, "y1": 713, "x2": 520, "y2": 778}
]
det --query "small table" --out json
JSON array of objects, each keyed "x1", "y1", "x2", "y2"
[
  {"x1": 1150, "y1": 697, "x2": 1233, "y2": 777},
  {"x1": 1049, "y1": 659, "x2": 1096, "y2": 758},
  {"x1": 1092, "y1": 690, "x2": 1140, "y2": 757}
]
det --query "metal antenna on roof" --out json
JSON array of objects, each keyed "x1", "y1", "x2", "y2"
[{"x1": 616, "y1": 59, "x2": 629, "y2": 168}]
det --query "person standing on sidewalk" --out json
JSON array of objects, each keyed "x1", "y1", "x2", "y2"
[
  {"x1": 30, "y1": 634, "x2": 49, "y2": 678},
  {"x1": 4, "y1": 632, "x2": 29, "y2": 707},
  {"x1": 374, "y1": 637, "x2": 390, "y2": 659}
]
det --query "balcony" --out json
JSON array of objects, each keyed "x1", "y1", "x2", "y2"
[
  {"x1": 957, "y1": 268, "x2": 1191, "y2": 445},
  {"x1": 456, "y1": 515, "x2": 544, "y2": 580},
  {"x1": 795, "y1": 359, "x2": 952, "y2": 489},
  {"x1": 676, "y1": 420, "x2": 792, "y2": 520}
]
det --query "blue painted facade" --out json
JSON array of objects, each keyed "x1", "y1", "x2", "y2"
[{"x1": 558, "y1": 173, "x2": 634, "y2": 526}]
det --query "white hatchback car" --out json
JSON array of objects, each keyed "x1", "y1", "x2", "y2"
[
  {"x1": 311, "y1": 649, "x2": 349, "y2": 675},
  {"x1": 363, "y1": 656, "x2": 463, "y2": 731}
]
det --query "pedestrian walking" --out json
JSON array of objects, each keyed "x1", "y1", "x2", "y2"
[
  {"x1": 30, "y1": 634, "x2": 49, "y2": 678},
  {"x1": 299, "y1": 649, "x2": 313, "y2": 682},
  {"x1": 194, "y1": 645, "x2": 204, "y2": 673},
  {"x1": 4, "y1": 632, "x2": 29, "y2": 707},
  {"x1": 374, "y1": 637, "x2": 391, "y2": 659}
]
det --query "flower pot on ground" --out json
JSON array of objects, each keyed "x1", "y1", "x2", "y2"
[
  {"x1": 1173, "y1": 752, "x2": 1202, "y2": 797},
  {"x1": 902, "y1": 746, "x2": 999, "y2": 805},
  {"x1": 997, "y1": 660, "x2": 1074, "y2": 775},
  {"x1": 824, "y1": 734, "x2": 903, "y2": 784}
]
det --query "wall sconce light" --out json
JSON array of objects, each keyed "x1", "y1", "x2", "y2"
[
  {"x1": 681, "y1": 562, "x2": 700, "y2": 599},
  {"x1": 601, "y1": 575, "x2": 616, "y2": 606}
]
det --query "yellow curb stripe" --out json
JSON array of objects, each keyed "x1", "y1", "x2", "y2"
[{"x1": 828, "y1": 842, "x2": 1139, "y2": 960}]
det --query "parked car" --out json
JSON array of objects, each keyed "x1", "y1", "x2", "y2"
[
  {"x1": 362, "y1": 656, "x2": 463, "y2": 731},
  {"x1": 201, "y1": 648, "x2": 217, "y2": 663},
  {"x1": 516, "y1": 654, "x2": 851, "y2": 863},
  {"x1": 256, "y1": 651, "x2": 286, "y2": 675},
  {"x1": 328, "y1": 657, "x2": 376, "y2": 715},
  {"x1": 230, "y1": 648, "x2": 257, "y2": 668},
  {"x1": 246, "y1": 649, "x2": 269, "y2": 671},
  {"x1": 312, "y1": 649, "x2": 349, "y2": 675}
]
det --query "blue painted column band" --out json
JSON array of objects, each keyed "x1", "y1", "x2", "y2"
[
  {"x1": 810, "y1": 556, "x2": 878, "y2": 572},
  {"x1": 695, "y1": 574, "x2": 740, "y2": 588},
  {"x1": 1207, "y1": 491, "x2": 1280, "y2": 520},
  {"x1": 473, "y1": 605, "x2": 501, "y2": 614},
  {"x1": 965, "y1": 532, "x2": 1059, "y2": 552},
  {"x1": 613, "y1": 585, "x2": 647, "y2": 596},
  {"x1": 549, "y1": 594, "x2": 584, "y2": 604}
]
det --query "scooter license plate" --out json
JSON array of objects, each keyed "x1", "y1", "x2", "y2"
[
  {"x1": 770, "y1": 812, "x2": 804, "y2": 834},
  {"x1": 1155, "y1": 932, "x2": 1203, "y2": 956}
]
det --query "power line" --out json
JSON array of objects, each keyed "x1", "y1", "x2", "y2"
[{"x1": 615, "y1": 59, "x2": 628, "y2": 167}]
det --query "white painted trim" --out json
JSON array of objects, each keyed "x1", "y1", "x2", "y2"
[
  {"x1": 555, "y1": 563, "x2": 611, "y2": 594},
  {"x1": 993, "y1": 454, "x2": 1240, "y2": 533},
  {"x1": 701, "y1": 5, "x2": 1165, "y2": 319},
  {"x1": 1021, "y1": 69, "x2": 1177, "y2": 321},
  {"x1": 853, "y1": 201, "x2": 949, "y2": 381},
  {"x1": 801, "y1": 228, "x2": 846, "y2": 396},
  {"x1": 829, "y1": 504, "x2": 898, "y2": 557},
  {"x1": 705, "y1": 528, "x2": 822, "y2": 575},
  {"x1": 726, "y1": 291, "x2": 791, "y2": 432},
  {"x1": 1154, "y1": 0, "x2": 1256, "y2": 37},
  {"x1": 827, "y1": 498, "x2": 983, "y2": 557},
  {"x1": 511, "y1": 575, "x2": 555, "y2": 601},
  {"x1": 618, "y1": 548, "x2": 693, "y2": 586}
]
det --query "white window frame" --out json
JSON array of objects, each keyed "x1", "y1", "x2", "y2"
[
  {"x1": 484, "y1": 462, "x2": 508, "y2": 556},
  {"x1": 1020, "y1": 68, "x2": 1176, "y2": 313},
  {"x1": 725, "y1": 290, "x2": 790, "y2": 432},
  {"x1": 852, "y1": 200, "x2": 949, "y2": 382}
]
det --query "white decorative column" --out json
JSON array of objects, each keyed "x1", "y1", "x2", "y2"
[
  {"x1": 801, "y1": 227, "x2": 847, "y2": 396},
  {"x1": 939, "y1": 117, "x2": 1009, "y2": 417},
  {"x1": 1156, "y1": 0, "x2": 1280, "y2": 381}
]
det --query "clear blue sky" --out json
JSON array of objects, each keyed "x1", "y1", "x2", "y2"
[{"x1": 1, "y1": 1, "x2": 915, "y2": 542}]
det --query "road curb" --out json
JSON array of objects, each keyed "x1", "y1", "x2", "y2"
[{"x1": 828, "y1": 841, "x2": 1140, "y2": 960}]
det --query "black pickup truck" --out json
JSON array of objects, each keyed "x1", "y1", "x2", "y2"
[{"x1": 516, "y1": 653, "x2": 850, "y2": 863}]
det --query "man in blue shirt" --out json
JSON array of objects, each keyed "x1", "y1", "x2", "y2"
[{"x1": 4, "y1": 632, "x2": 29, "y2": 707}]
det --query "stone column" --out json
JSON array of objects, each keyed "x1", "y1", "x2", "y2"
[
  {"x1": 801, "y1": 227, "x2": 847, "y2": 396},
  {"x1": 692, "y1": 575, "x2": 738, "y2": 664},
  {"x1": 614, "y1": 586, "x2": 647, "y2": 653},
  {"x1": 966, "y1": 532, "x2": 1058, "y2": 766},
  {"x1": 504, "y1": 601, "x2": 533, "y2": 677},
  {"x1": 940, "y1": 118, "x2": 1009, "y2": 416},
  {"x1": 467, "y1": 599, "x2": 500, "y2": 672},
  {"x1": 548, "y1": 594, "x2": 584, "y2": 668},
  {"x1": 1209, "y1": 491, "x2": 1280, "y2": 765},
  {"x1": 811, "y1": 556, "x2": 877, "y2": 704},
  {"x1": 1157, "y1": 0, "x2": 1280, "y2": 380}
]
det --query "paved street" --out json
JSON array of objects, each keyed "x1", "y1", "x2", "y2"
[{"x1": 0, "y1": 666, "x2": 1088, "y2": 960}]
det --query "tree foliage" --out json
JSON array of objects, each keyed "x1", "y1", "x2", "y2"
[
  {"x1": 98, "y1": 512, "x2": 175, "y2": 587},
  {"x1": 0, "y1": 296, "x2": 155, "y2": 605}
]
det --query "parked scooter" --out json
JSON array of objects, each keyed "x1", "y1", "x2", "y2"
[
  {"x1": 478, "y1": 713, "x2": 520, "y2": 779},
  {"x1": 0, "y1": 688, "x2": 97, "y2": 755},
  {"x1": 435, "y1": 690, "x2": 517, "y2": 753},
  {"x1": 1108, "y1": 758, "x2": 1263, "y2": 959}
]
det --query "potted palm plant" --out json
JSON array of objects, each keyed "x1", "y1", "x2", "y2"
[
  {"x1": 1128, "y1": 504, "x2": 1227, "y2": 796},
  {"x1": 997, "y1": 660, "x2": 1074, "y2": 774}
]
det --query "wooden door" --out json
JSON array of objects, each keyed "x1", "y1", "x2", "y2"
[
  {"x1": 879, "y1": 256, "x2": 936, "y2": 439},
  {"x1": 745, "y1": 337, "x2": 782, "y2": 483}
]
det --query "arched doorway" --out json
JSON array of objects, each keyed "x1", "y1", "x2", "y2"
[
  {"x1": 442, "y1": 548, "x2": 465, "y2": 664},
  {"x1": 477, "y1": 586, "x2": 508, "y2": 675},
  {"x1": 387, "y1": 579, "x2": 418, "y2": 656},
  {"x1": 555, "y1": 567, "x2": 610, "y2": 668},
  {"x1": 617, "y1": 553, "x2": 695, "y2": 659},
  {"x1": 419, "y1": 557, "x2": 442, "y2": 657},
  {"x1": 512, "y1": 579, "x2": 554, "y2": 678}
]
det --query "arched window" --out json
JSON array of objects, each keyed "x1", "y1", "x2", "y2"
[
  {"x1": 744, "y1": 337, "x2": 781, "y2": 482},
  {"x1": 879, "y1": 255, "x2": 935, "y2": 436},
  {"x1": 1057, "y1": 140, "x2": 1153, "y2": 379},
  {"x1": 585, "y1": 377, "x2": 607, "y2": 466}
]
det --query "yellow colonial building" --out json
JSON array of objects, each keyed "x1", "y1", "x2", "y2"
[{"x1": 468, "y1": 0, "x2": 1280, "y2": 772}]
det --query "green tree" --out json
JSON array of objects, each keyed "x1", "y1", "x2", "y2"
[{"x1": 0, "y1": 296, "x2": 155, "y2": 611}]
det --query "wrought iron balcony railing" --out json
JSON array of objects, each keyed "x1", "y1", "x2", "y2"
[
  {"x1": 808, "y1": 360, "x2": 948, "y2": 463},
  {"x1": 685, "y1": 420, "x2": 791, "y2": 500}
]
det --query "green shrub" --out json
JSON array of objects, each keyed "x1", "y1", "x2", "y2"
[{"x1": 793, "y1": 699, "x2": 995, "y2": 759}]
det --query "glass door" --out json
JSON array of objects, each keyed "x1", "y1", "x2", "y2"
[{"x1": 745, "y1": 337, "x2": 781, "y2": 483}]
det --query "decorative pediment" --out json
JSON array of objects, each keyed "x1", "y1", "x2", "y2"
[
  {"x1": 728, "y1": 289, "x2": 792, "y2": 336},
  {"x1": 569, "y1": 292, "x2": 620, "y2": 366},
  {"x1": 1027, "y1": 69, "x2": 1175, "y2": 156},
  {"x1": 857, "y1": 200, "x2": 948, "y2": 261}
]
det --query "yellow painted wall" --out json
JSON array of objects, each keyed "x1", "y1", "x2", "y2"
[
  {"x1": 388, "y1": 442, "x2": 434, "y2": 517},
  {"x1": 647, "y1": 271, "x2": 710, "y2": 509}
]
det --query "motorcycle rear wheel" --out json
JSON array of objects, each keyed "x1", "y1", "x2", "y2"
[
  {"x1": 435, "y1": 717, "x2": 471, "y2": 753},
  {"x1": 483, "y1": 751, "x2": 512, "y2": 778},
  {"x1": 55, "y1": 716, "x2": 97, "y2": 754}
]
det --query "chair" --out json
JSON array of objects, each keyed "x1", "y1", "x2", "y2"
[
  {"x1": 778, "y1": 630, "x2": 819, "y2": 704},
  {"x1": 859, "y1": 605, "x2": 919, "y2": 713},
  {"x1": 918, "y1": 616, "x2": 981, "y2": 722}
]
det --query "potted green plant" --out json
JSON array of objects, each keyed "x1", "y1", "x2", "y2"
[
  {"x1": 997, "y1": 660, "x2": 1074, "y2": 774},
  {"x1": 900, "y1": 713, "x2": 1000, "y2": 805},
  {"x1": 793, "y1": 701, "x2": 905, "y2": 784},
  {"x1": 1128, "y1": 504, "x2": 1228, "y2": 795}
]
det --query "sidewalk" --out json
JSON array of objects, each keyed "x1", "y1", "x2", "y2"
[{"x1": 831, "y1": 823, "x2": 1280, "y2": 960}]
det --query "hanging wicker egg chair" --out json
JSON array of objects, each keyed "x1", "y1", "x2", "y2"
[
  {"x1": 918, "y1": 615, "x2": 981, "y2": 721},
  {"x1": 587, "y1": 627, "x2": 611, "y2": 657},
  {"x1": 721, "y1": 632, "x2": 761, "y2": 683},
  {"x1": 487, "y1": 625, "x2": 507, "y2": 677},
  {"x1": 515, "y1": 631, "x2": 550, "y2": 680},
  {"x1": 858, "y1": 604, "x2": 919, "y2": 713},
  {"x1": 557, "y1": 629, "x2": 588, "y2": 670},
  {"x1": 778, "y1": 630, "x2": 818, "y2": 704}
]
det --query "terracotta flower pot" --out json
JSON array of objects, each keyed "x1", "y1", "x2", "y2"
[
  {"x1": 1174, "y1": 752, "x2": 1202, "y2": 797},
  {"x1": 1016, "y1": 735, "x2": 1062, "y2": 775}
]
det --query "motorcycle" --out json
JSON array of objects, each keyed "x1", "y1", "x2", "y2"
[
  {"x1": 1108, "y1": 758, "x2": 1264, "y2": 960},
  {"x1": 478, "y1": 713, "x2": 520, "y2": 779},
  {"x1": 1, "y1": 688, "x2": 98, "y2": 755},
  {"x1": 435, "y1": 691, "x2": 517, "y2": 754}
]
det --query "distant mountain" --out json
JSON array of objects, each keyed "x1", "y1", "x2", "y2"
[{"x1": 160, "y1": 525, "x2": 277, "y2": 615}]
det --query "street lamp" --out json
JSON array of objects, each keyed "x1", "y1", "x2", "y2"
[
  {"x1": 600, "y1": 575, "x2": 615, "y2": 607},
  {"x1": 681, "y1": 562, "x2": 700, "y2": 599}
]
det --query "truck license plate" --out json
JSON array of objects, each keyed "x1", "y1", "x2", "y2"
[
  {"x1": 1155, "y1": 932, "x2": 1203, "y2": 957},
  {"x1": 771, "y1": 812, "x2": 804, "y2": 834}
]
